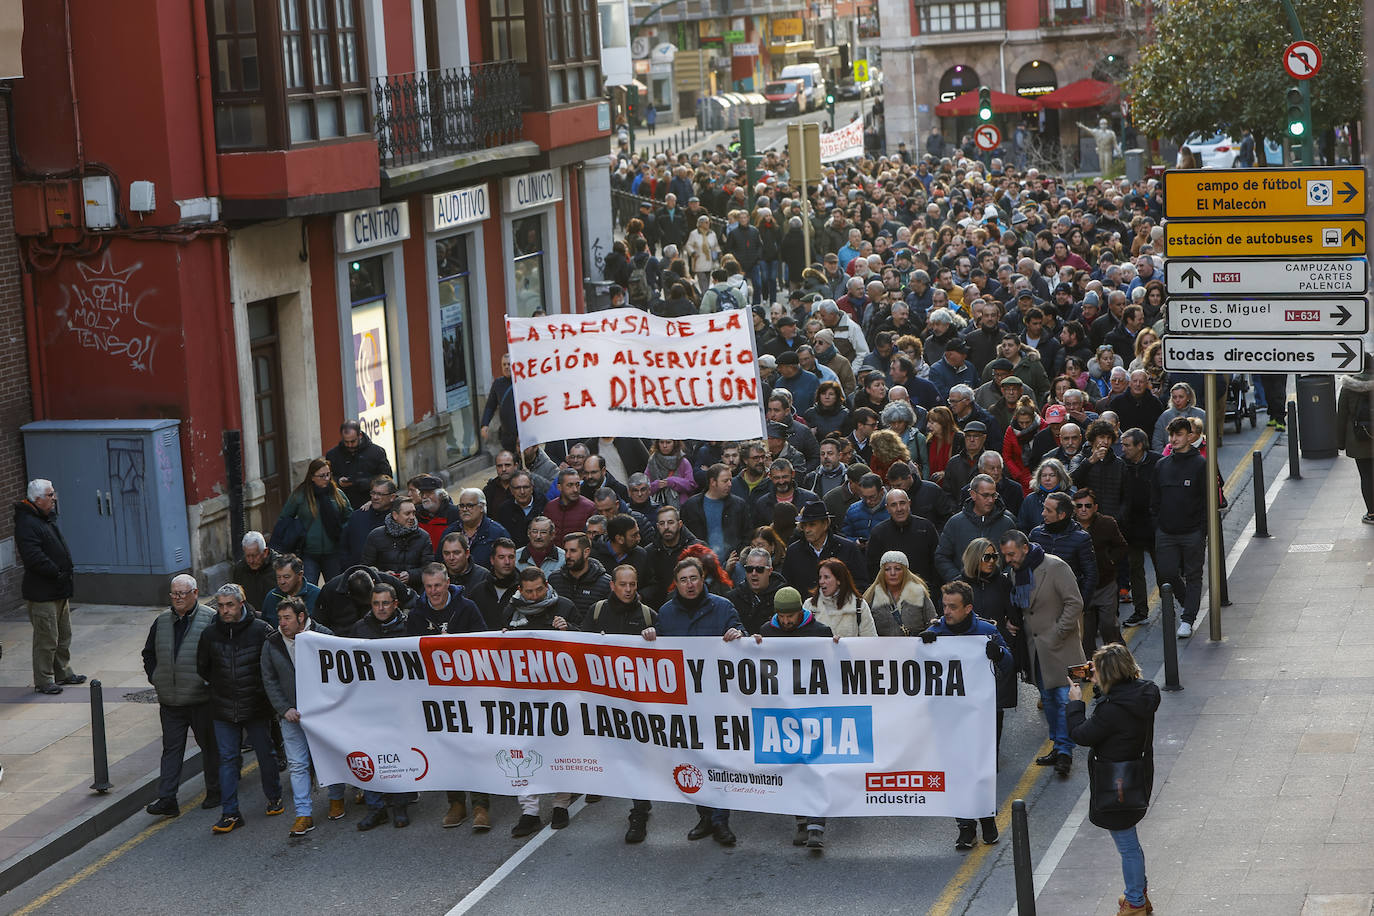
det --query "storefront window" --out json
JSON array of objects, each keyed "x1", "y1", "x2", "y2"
[
  {"x1": 348, "y1": 255, "x2": 397, "y2": 466},
  {"x1": 436, "y1": 235, "x2": 479, "y2": 460},
  {"x1": 511, "y1": 214, "x2": 548, "y2": 316}
]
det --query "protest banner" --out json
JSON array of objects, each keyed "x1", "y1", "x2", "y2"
[
  {"x1": 820, "y1": 118, "x2": 864, "y2": 163},
  {"x1": 505, "y1": 308, "x2": 766, "y2": 444},
  {"x1": 296, "y1": 630, "x2": 997, "y2": 818}
]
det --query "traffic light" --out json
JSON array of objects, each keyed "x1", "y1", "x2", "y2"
[
  {"x1": 1286, "y1": 86, "x2": 1307, "y2": 138},
  {"x1": 977, "y1": 86, "x2": 993, "y2": 122},
  {"x1": 825, "y1": 89, "x2": 836, "y2": 129}
]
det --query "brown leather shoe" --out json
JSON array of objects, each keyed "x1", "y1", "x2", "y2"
[
  {"x1": 442, "y1": 801, "x2": 468, "y2": 828},
  {"x1": 290, "y1": 816, "x2": 314, "y2": 836},
  {"x1": 328, "y1": 799, "x2": 346, "y2": 820},
  {"x1": 472, "y1": 806, "x2": 491, "y2": 831}
]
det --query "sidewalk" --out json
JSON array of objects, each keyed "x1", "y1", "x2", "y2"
[
  {"x1": 0, "y1": 602, "x2": 193, "y2": 895},
  {"x1": 1030, "y1": 455, "x2": 1374, "y2": 915}
]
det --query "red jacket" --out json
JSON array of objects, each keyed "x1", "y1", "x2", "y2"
[{"x1": 543, "y1": 495, "x2": 596, "y2": 541}]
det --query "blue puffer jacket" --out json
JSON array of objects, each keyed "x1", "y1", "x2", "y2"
[
  {"x1": 656, "y1": 592, "x2": 744, "y2": 637},
  {"x1": 1029, "y1": 518, "x2": 1097, "y2": 601},
  {"x1": 920, "y1": 613, "x2": 1016, "y2": 708}
]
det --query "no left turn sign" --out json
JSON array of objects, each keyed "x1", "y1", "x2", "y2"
[
  {"x1": 974, "y1": 125, "x2": 1001, "y2": 151},
  {"x1": 1283, "y1": 40, "x2": 1322, "y2": 80}
]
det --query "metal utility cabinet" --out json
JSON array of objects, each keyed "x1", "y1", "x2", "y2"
[{"x1": 21, "y1": 419, "x2": 191, "y2": 605}]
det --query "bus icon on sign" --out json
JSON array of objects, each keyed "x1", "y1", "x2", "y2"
[{"x1": 1323, "y1": 228, "x2": 1341, "y2": 247}]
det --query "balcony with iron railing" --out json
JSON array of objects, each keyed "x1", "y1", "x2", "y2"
[
  {"x1": 1038, "y1": 0, "x2": 1125, "y2": 28},
  {"x1": 372, "y1": 61, "x2": 538, "y2": 190}
]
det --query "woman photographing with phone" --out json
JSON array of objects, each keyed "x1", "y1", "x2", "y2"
[{"x1": 1067, "y1": 643, "x2": 1161, "y2": 916}]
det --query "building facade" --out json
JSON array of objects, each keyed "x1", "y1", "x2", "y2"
[
  {"x1": 877, "y1": 0, "x2": 1139, "y2": 161},
  {"x1": 9, "y1": 0, "x2": 608, "y2": 593}
]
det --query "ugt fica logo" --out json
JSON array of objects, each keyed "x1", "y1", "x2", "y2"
[
  {"x1": 346, "y1": 751, "x2": 375, "y2": 782},
  {"x1": 673, "y1": 764, "x2": 704, "y2": 794}
]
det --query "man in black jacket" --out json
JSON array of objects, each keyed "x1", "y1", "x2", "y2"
[
  {"x1": 725, "y1": 547, "x2": 787, "y2": 633},
  {"x1": 548, "y1": 533, "x2": 613, "y2": 627},
  {"x1": 348, "y1": 584, "x2": 416, "y2": 829},
  {"x1": 782, "y1": 502, "x2": 870, "y2": 594},
  {"x1": 361, "y1": 497, "x2": 431, "y2": 591},
  {"x1": 495, "y1": 472, "x2": 544, "y2": 549},
  {"x1": 315, "y1": 565, "x2": 410, "y2": 633},
  {"x1": 1119, "y1": 429, "x2": 1160, "y2": 627},
  {"x1": 680, "y1": 465, "x2": 752, "y2": 564},
  {"x1": 325, "y1": 420, "x2": 394, "y2": 509},
  {"x1": 1151, "y1": 418, "x2": 1208, "y2": 638},
  {"x1": 472, "y1": 539, "x2": 521, "y2": 629},
  {"x1": 337, "y1": 477, "x2": 398, "y2": 569},
  {"x1": 592, "y1": 515, "x2": 656, "y2": 597},
  {"x1": 439, "y1": 532, "x2": 493, "y2": 607},
  {"x1": 231, "y1": 531, "x2": 280, "y2": 613},
  {"x1": 16, "y1": 479, "x2": 83, "y2": 694},
  {"x1": 866, "y1": 489, "x2": 941, "y2": 587},
  {"x1": 196, "y1": 584, "x2": 281, "y2": 834}
]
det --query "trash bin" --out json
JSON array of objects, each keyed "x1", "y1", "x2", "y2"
[
  {"x1": 584, "y1": 279, "x2": 615, "y2": 312},
  {"x1": 1124, "y1": 148, "x2": 1145, "y2": 184},
  {"x1": 1295, "y1": 374, "x2": 1338, "y2": 458}
]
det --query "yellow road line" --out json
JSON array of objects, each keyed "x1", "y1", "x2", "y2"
[
  {"x1": 13, "y1": 762, "x2": 255, "y2": 916},
  {"x1": 929, "y1": 429, "x2": 1275, "y2": 914}
]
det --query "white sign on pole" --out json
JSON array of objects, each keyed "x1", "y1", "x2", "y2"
[
  {"x1": 1165, "y1": 298, "x2": 1368, "y2": 335},
  {"x1": 1165, "y1": 258, "x2": 1369, "y2": 296},
  {"x1": 297, "y1": 631, "x2": 999, "y2": 819},
  {"x1": 1162, "y1": 335, "x2": 1365, "y2": 374},
  {"x1": 505, "y1": 307, "x2": 765, "y2": 444}
]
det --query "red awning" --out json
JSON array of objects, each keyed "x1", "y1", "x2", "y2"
[
  {"x1": 934, "y1": 88, "x2": 1039, "y2": 117},
  {"x1": 1035, "y1": 79, "x2": 1121, "y2": 110}
]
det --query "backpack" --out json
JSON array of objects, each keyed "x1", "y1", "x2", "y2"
[
  {"x1": 714, "y1": 284, "x2": 740, "y2": 311},
  {"x1": 591, "y1": 599, "x2": 653, "y2": 629},
  {"x1": 628, "y1": 259, "x2": 652, "y2": 307}
]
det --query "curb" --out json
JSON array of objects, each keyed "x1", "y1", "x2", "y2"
[{"x1": 0, "y1": 750, "x2": 201, "y2": 898}]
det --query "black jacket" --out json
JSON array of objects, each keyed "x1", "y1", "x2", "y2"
[
  {"x1": 495, "y1": 498, "x2": 543, "y2": 548},
  {"x1": 580, "y1": 596, "x2": 656, "y2": 635},
  {"x1": 1150, "y1": 448, "x2": 1207, "y2": 534},
  {"x1": 350, "y1": 609, "x2": 410, "y2": 639},
  {"x1": 361, "y1": 523, "x2": 432, "y2": 586},
  {"x1": 324, "y1": 433, "x2": 394, "y2": 509},
  {"x1": 14, "y1": 501, "x2": 74, "y2": 602},
  {"x1": 339, "y1": 506, "x2": 388, "y2": 569},
  {"x1": 757, "y1": 613, "x2": 833, "y2": 638},
  {"x1": 548, "y1": 558, "x2": 614, "y2": 627},
  {"x1": 1029, "y1": 518, "x2": 1097, "y2": 600},
  {"x1": 726, "y1": 572, "x2": 788, "y2": 634},
  {"x1": 865, "y1": 516, "x2": 941, "y2": 587},
  {"x1": 1067, "y1": 678, "x2": 1161, "y2": 830},
  {"x1": 196, "y1": 611, "x2": 275, "y2": 723},
  {"x1": 315, "y1": 565, "x2": 411, "y2": 632},
  {"x1": 1121, "y1": 451, "x2": 1161, "y2": 545},
  {"x1": 1071, "y1": 449, "x2": 1130, "y2": 527},
  {"x1": 680, "y1": 493, "x2": 753, "y2": 560},
  {"x1": 407, "y1": 585, "x2": 487, "y2": 635},
  {"x1": 231, "y1": 549, "x2": 280, "y2": 613},
  {"x1": 781, "y1": 534, "x2": 870, "y2": 596}
]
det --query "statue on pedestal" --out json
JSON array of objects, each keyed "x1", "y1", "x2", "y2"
[{"x1": 1077, "y1": 118, "x2": 1121, "y2": 173}]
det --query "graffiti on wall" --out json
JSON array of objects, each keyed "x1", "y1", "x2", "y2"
[{"x1": 64, "y1": 252, "x2": 162, "y2": 374}]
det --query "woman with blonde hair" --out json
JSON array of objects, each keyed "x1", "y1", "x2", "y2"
[
  {"x1": 275, "y1": 457, "x2": 353, "y2": 584},
  {"x1": 685, "y1": 215, "x2": 720, "y2": 293},
  {"x1": 867, "y1": 428, "x2": 911, "y2": 482},
  {"x1": 803, "y1": 558, "x2": 876, "y2": 637},
  {"x1": 1129, "y1": 328, "x2": 1159, "y2": 372},
  {"x1": 863, "y1": 551, "x2": 937, "y2": 636}
]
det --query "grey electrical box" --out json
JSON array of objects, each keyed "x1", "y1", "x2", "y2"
[
  {"x1": 21, "y1": 419, "x2": 191, "y2": 605},
  {"x1": 83, "y1": 175, "x2": 116, "y2": 229},
  {"x1": 130, "y1": 180, "x2": 156, "y2": 212}
]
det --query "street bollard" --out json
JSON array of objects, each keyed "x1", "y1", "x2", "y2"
[
  {"x1": 1218, "y1": 523, "x2": 1230, "y2": 610},
  {"x1": 1160, "y1": 585, "x2": 1183, "y2": 692},
  {"x1": 1012, "y1": 799, "x2": 1035, "y2": 916},
  {"x1": 90, "y1": 680, "x2": 113, "y2": 793},
  {"x1": 1287, "y1": 401, "x2": 1301, "y2": 479},
  {"x1": 1252, "y1": 451, "x2": 1271, "y2": 538}
]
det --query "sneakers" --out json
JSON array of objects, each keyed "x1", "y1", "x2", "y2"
[
  {"x1": 550, "y1": 806, "x2": 570, "y2": 829},
  {"x1": 57, "y1": 674, "x2": 87, "y2": 685},
  {"x1": 1177, "y1": 621, "x2": 1193, "y2": 639},
  {"x1": 955, "y1": 822, "x2": 977, "y2": 850},
  {"x1": 1362, "y1": 513, "x2": 1374, "y2": 525},
  {"x1": 793, "y1": 823, "x2": 808, "y2": 846},
  {"x1": 1118, "y1": 588, "x2": 1131, "y2": 605},
  {"x1": 34, "y1": 684, "x2": 62, "y2": 695},
  {"x1": 626, "y1": 814, "x2": 648, "y2": 844},
  {"x1": 211, "y1": 814, "x2": 244, "y2": 834},
  {"x1": 442, "y1": 801, "x2": 468, "y2": 828},
  {"x1": 1123, "y1": 611, "x2": 1149, "y2": 628},
  {"x1": 145, "y1": 797, "x2": 180, "y2": 817},
  {"x1": 805, "y1": 828, "x2": 823, "y2": 850},
  {"x1": 290, "y1": 816, "x2": 314, "y2": 836},
  {"x1": 1054, "y1": 754, "x2": 1073, "y2": 779},
  {"x1": 265, "y1": 798, "x2": 285, "y2": 816},
  {"x1": 357, "y1": 808, "x2": 389, "y2": 831},
  {"x1": 980, "y1": 817, "x2": 999, "y2": 845},
  {"x1": 473, "y1": 806, "x2": 491, "y2": 831},
  {"x1": 687, "y1": 815, "x2": 714, "y2": 841},
  {"x1": 511, "y1": 813, "x2": 542, "y2": 838},
  {"x1": 328, "y1": 799, "x2": 346, "y2": 820},
  {"x1": 712, "y1": 822, "x2": 737, "y2": 846}
]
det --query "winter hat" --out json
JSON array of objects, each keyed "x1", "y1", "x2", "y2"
[
  {"x1": 879, "y1": 550, "x2": 909, "y2": 570},
  {"x1": 774, "y1": 587, "x2": 803, "y2": 613}
]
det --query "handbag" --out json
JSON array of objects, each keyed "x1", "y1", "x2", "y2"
[
  {"x1": 1088, "y1": 722, "x2": 1153, "y2": 826},
  {"x1": 269, "y1": 512, "x2": 307, "y2": 555}
]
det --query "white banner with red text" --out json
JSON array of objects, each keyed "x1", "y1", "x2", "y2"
[
  {"x1": 296, "y1": 630, "x2": 997, "y2": 818},
  {"x1": 820, "y1": 118, "x2": 865, "y2": 163},
  {"x1": 504, "y1": 308, "x2": 766, "y2": 445}
]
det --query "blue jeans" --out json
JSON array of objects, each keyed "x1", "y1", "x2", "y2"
[
  {"x1": 747, "y1": 263, "x2": 764, "y2": 304},
  {"x1": 1110, "y1": 825, "x2": 1147, "y2": 906},
  {"x1": 302, "y1": 553, "x2": 343, "y2": 587},
  {"x1": 758, "y1": 259, "x2": 779, "y2": 304},
  {"x1": 213, "y1": 718, "x2": 281, "y2": 816},
  {"x1": 1033, "y1": 661, "x2": 1074, "y2": 755},
  {"x1": 280, "y1": 718, "x2": 343, "y2": 818}
]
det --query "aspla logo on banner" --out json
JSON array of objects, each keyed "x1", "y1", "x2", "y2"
[{"x1": 751, "y1": 705, "x2": 874, "y2": 764}]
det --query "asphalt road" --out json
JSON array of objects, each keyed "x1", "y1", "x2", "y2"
[{"x1": 4, "y1": 404, "x2": 1283, "y2": 916}]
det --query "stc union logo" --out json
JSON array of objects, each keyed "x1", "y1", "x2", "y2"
[
  {"x1": 346, "y1": 751, "x2": 375, "y2": 782},
  {"x1": 673, "y1": 764, "x2": 704, "y2": 794},
  {"x1": 866, "y1": 770, "x2": 945, "y2": 792}
]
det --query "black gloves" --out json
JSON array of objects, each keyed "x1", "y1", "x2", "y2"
[
  {"x1": 919, "y1": 630, "x2": 937, "y2": 644},
  {"x1": 985, "y1": 637, "x2": 1001, "y2": 660}
]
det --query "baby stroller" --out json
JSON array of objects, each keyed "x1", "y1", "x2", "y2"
[{"x1": 1225, "y1": 374, "x2": 1259, "y2": 434}]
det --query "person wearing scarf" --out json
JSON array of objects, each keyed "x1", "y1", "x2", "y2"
[
  {"x1": 348, "y1": 583, "x2": 413, "y2": 830},
  {"x1": 645, "y1": 439, "x2": 697, "y2": 508},
  {"x1": 276, "y1": 458, "x2": 353, "y2": 585},
  {"x1": 1000, "y1": 531, "x2": 1086, "y2": 780}
]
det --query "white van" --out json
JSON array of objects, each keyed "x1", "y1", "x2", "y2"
[{"x1": 778, "y1": 63, "x2": 826, "y2": 108}]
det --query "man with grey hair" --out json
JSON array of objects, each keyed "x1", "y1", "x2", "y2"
[
  {"x1": 16, "y1": 478, "x2": 81, "y2": 694},
  {"x1": 725, "y1": 547, "x2": 786, "y2": 633},
  {"x1": 935, "y1": 474, "x2": 1018, "y2": 584},
  {"x1": 1094, "y1": 366, "x2": 1130, "y2": 415},
  {"x1": 142, "y1": 573, "x2": 220, "y2": 816},
  {"x1": 440, "y1": 487, "x2": 510, "y2": 569},
  {"x1": 231, "y1": 530, "x2": 279, "y2": 614},
  {"x1": 816, "y1": 298, "x2": 869, "y2": 361},
  {"x1": 1061, "y1": 388, "x2": 1099, "y2": 428}
]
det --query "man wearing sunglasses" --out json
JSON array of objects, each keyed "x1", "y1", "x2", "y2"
[{"x1": 1071, "y1": 489, "x2": 1127, "y2": 659}]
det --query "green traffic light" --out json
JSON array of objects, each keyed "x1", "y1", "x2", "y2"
[
  {"x1": 978, "y1": 106, "x2": 993, "y2": 121},
  {"x1": 1288, "y1": 119, "x2": 1306, "y2": 137}
]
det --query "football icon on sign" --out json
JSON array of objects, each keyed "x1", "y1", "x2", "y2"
[{"x1": 1307, "y1": 180, "x2": 1332, "y2": 206}]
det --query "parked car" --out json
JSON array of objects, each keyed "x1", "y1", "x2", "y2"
[
  {"x1": 764, "y1": 79, "x2": 808, "y2": 115},
  {"x1": 836, "y1": 76, "x2": 872, "y2": 100},
  {"x1": 1179, "y1": 133, "x2": 1284, "y2": 168}
]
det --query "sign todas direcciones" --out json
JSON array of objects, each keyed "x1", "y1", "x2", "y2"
[{"x1": 1163, "y1": 336, "x2": 1364, "y2": 374}]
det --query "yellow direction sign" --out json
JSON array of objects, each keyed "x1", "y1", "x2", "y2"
[
  {"x1": 1164, "y1": 218, "x2": 1366, "y2": 257},
  {"x1": 853, "y1": 60, "x2": 869, "y2": 83},
  {"x1": 1164, "y1": 167, "x2": 1365, "y2": 218}
]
